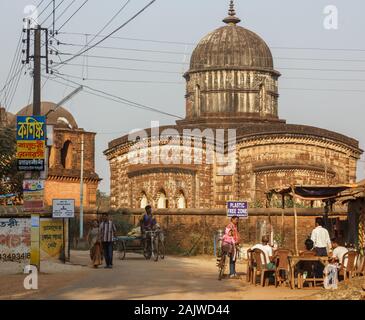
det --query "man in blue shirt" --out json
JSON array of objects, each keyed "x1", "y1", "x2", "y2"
[
  {"x1": 141, "y1": 205, "x2": 157, "y2": 253},
  {"x1": 141, "y1": 205, "x2": 156, "y2": 232}
]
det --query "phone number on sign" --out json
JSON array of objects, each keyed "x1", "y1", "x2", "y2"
[{"x1": 0, "y1": 252, "x2": 30, "y2": 262}]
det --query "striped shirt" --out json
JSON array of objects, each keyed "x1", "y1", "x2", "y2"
[{"x1": 99, "y1": 220, "x2": 116, "y2": 242}]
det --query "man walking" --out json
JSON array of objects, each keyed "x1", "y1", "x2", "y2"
[
  {"x1": 99, "y1": 213, "x2": 117, "y2": 269},
  {"x1": 311, "y1": 217, "x2": 331, "y2": 256}
]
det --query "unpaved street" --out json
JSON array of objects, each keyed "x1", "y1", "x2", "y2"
[{"x1": 0, "y1": 251, "x2": 317, "y2": 300}]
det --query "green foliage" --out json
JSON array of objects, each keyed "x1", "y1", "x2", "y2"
[
  {"x1": 273, "y1": 232, "x2": 285, "y2": 248},
  {"x1": 0, "y1": 127, "x2": 23, "y2": 201},
  {"x1": 251, "y1": 200, "x2": 264, "y2": 208},
  {"x1": 96, "y1": 190, "x2": 110, "y2": 209}
]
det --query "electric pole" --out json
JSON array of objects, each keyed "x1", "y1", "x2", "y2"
[
  {"x1": 33, "y1": 25, "x2": 41, "y2": 116},
  {"x1": 23, "y1": 21, "x2": 50, "y2": 271}
]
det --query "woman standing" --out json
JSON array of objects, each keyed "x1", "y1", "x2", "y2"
[
  {"x1": 224, "y1": 216, "x2": 240, "y2": 278},
  {"x1": 87, "y1": 220, "x2": 103, "y2": 268}
]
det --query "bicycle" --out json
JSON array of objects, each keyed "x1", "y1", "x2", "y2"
[
  {"x1": 144, "y1": 230, "x2": 159, "y2": 262},
  {"x1": 217, "y1": 250, "x2": 228, "y2": 280}
]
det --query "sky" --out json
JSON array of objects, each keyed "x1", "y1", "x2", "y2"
[{"x1": 1, "y1": 0, "x2": 365, "y2": 194}]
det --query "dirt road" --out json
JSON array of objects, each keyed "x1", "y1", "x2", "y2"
[{"x1": 0, "y1": 251, "x2": 317, "y2": 300}]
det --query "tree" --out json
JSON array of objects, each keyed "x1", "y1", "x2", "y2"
[
  {"x1": 0, "y1": 127, "x2": 23, "y2": 202},
  {"x1": 96, "y1": 190, "x2": 110, "y2": 210}
]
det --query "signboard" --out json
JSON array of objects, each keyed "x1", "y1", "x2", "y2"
[
  {"x1": 0, "y1": 218, "x2": 31, "y2": 262},
  {"x1": 23, "y1": 180, "x2": 44, "y2": 212},
  {"x1": 16, "y1": 115, "x2": 46, "y2": 171},
  {"x1": 226, "y1": 201, "x2": 248, "y2": 218},
  {"x1": 52, "y1": 199, "x2": 75, "y2": 218},
  {"x1": 40, "y1": 219, "x2": 63, "y2": 258},
  {"x1": 17, "y1": 159, "x2": 44, "y2": 171}
]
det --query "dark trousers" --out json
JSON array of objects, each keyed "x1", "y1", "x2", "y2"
[
  {"x1": 102, "y1": 241, "x2": 113, "y2": 266},
  {"x1": 229, "y1": 254, "x2": 236, "y2": 275},
  {"x1": 314, "y1": 247, "x2": 327, "y2": 277}
]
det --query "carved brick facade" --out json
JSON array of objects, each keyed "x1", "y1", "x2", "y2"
[{"x1": 104, "y1": 6, "x2": 362, "y2": 211}]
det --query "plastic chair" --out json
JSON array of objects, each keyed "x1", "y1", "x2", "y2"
[
  {"x1": 252, "y1": 249, "x2": 275, "y2": 287},
  {"x1": 246, "y1": 249, "x2": 254, "y2": 283},
  {"x1": 355, "y1": 254, "x2": 365, "y2": 277},
  {"x1": 274, "y1": 249, "x2": 292, "y2": 287},
  {"x1": 339, "y1": 251, "x2": 358, "y2": 281}
]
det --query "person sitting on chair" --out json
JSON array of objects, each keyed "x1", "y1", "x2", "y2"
[
  {"x1": 251, "y1": 235, "x2": 276, "y2": 270},
  {"x1": 330, "y1": 238, "x2": 348, "y2": 267}
]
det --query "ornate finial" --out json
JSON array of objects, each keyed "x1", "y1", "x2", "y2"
[{"x1": 223, "y1": 0, "x2": 241, "y2": 25}]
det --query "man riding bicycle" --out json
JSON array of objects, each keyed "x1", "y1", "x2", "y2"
[{"x1": 140, "y1": 205, "x2": 157, "y2": 250}]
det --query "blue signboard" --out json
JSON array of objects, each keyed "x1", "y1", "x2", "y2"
[
  {"x1": 227, "y1": 201, "x2": 248, "y2": 218},
  {"x1": 16, "y1": 116, "x2": 46, "y2": 141}
]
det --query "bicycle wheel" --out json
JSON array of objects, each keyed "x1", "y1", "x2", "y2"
[
  {"x1": 159, "y1": 240, "x2": 165, "y2": 260},
  {"x1": 152, "y1": 237, "x2": 159, "y2": 262},
  {"x1": 218, "y1": 253, "x2": 226, "y2": 280},
  {"x1": 117, "y1": 240, "x2": 126, "y2": 260}
]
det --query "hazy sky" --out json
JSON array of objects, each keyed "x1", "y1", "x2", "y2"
[{"x1": 1, "y1": 0, "x2": 365, "y2": 193}]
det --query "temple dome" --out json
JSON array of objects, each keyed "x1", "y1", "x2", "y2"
[
  {"x1": 189, "y1": 1, "x2": 274, "y2": 73},
  {"x1": 189, "y1": 25, "x2": 274, "y2": 72},
  {"x1": 16, "y1": 101, "x2": 78, "y2": 129}
]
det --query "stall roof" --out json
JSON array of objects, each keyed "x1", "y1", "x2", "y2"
[{"x1": 268, "y1": 184, "x2": 356, "y2": 201}]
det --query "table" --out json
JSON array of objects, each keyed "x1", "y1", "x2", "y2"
[{"x1": 288, "y1": 256, "x2": 329, "y2": 289}]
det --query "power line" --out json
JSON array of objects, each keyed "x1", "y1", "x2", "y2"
[
  {"x1": 40, "y1": 0, "x2": 66, "y2": 25},
  {"x1": 50, "y1": 73, "x2": 183, "y2": 119},
  {"x1": 47, "y1": 0, "x2": 77, "y2": 29},
  {"x1": 59, "y1": 52, "x2": 187, "y2": 65},
  {"x1": 60, "y1": 63, "x2": 365, "y2": 83},
  {"x1": 63, "y1": 62, "x2": 182, "y2": 74},
  {"x1": 78, "y1": 0, "x2": 131, "y2": 51},
  {"x1": 59, "y1": 41, "x2": 190, "y2": 55},
  {"x1": 57, "y1": 42, "x2": 365, "y2": 64},
  {"x1": 57, "y1": 32, "x2": 365, "y2": 52},
  {"x1": 55, "y1": 73, "x2": 183, "y2": 84},
  {"x1": 55, "y1": 0, "x2": 158, "y2": 66},
  {"x1": 0, "y1": 31, "x2": 26, "y2": 111},
  {"x1": 280, "y1": 87, "x2": 365, "y2": 93},
  {"x1": 57, "y1": 0, "x2": 90, "y2": 32},
  {"x1": 37, "y1": 0, "x2": 55, "y2": 19},
  {"x1": 56, "y1": 52, "x2": 365, "y2": 72}
]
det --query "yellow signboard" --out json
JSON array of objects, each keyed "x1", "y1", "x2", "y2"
[
  {"x1": 16, "y1": 140, "x2": 45, "y2": 159},
  {"x1": 40, "y1": 220, "x2": 63, "y2": 258}
]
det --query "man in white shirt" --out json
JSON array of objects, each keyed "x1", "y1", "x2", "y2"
[
  {"x1": 311, "y1": 217, "x2": 331, "y2": 257},
  {"x1": 251, "y1": 235, "x2": 275, "y2": 270},
  {"x1": 331, "y1": 238, "x2": 348, "y2": 267}
]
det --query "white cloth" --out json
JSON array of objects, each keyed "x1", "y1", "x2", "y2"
[
  {"x1": 332, "y1": 246, "x2": 348, "y2": 267},
  {"x1": 311, "y1": 226, "x2": 331, "y2": 249},
  {"x1": 251, "y1": 244, "x2": 273, "y2": 264}
]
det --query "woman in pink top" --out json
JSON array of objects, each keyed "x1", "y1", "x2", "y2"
[{"x1": 223, "y1": 216, "x2": 240, "y2": 278}]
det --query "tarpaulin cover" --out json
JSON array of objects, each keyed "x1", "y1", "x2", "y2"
[
  {"x1": 269, "y1": 185, "x2": 354, "y2": 201},
  {"x1": 294, "y1": 186, "x2": 350, "y2": 200}
]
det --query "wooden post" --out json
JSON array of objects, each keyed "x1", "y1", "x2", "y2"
[
  {"x1": 291, "y1": 186, "x2": 299, "y2": 255},
  {"x1": 281, "y1": 193, "x2": 285, "y2": 242}
]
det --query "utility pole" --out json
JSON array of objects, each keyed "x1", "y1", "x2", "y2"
[
  {"x1": 79, "y1": 133, "x2": 84, "y2": 239},
  {"x1": 23, "y1": 22, "x2": 49, "y2": 271},
  {"x1": 29, "y1": 25, "x2": 42, "y2": 270},
  {"x1": 33, "y1": 25, "x2": 41, "y2": 116}
]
